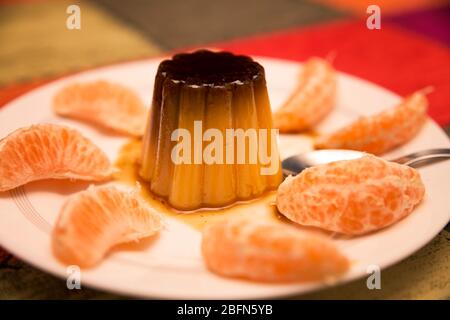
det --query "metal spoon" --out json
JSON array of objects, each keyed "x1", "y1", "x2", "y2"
[{"x1": 282, "y1": 148, "x2": 450, "y2": 177}]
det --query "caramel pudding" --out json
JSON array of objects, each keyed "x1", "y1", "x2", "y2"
[{"x1": 140, "y1": 50, "x2": 282, "y2": 210}]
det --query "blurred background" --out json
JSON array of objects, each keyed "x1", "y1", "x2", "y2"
[
  {"x1": 0, "y1": 0, "x2": 449, "y2": 127},
  {"x1": 0, "y1": 0, "x2": 449, "y2": 299}
]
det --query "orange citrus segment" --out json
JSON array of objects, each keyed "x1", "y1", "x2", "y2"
[
  {"x1": 0, "y1": 124, "x2": 112, "y2": 192},
  {"x1": 273, "y1": 57, "x2": 336, "y2": 132},
  {"x1": 53, "y1": 80, "x2": 147, "y2": 136},
  {"x1": 52, "y1": 185, "x2": 163, "y2": 268},
  {"x1": 277, "y1": 154, "x2": 425, "y2": 235},
  {"x1": 202, "y1": 218, "x2": 349, "y2": 283},
  {"x1": 315, "y1": 91, "x2": 428, "y2": 155}
]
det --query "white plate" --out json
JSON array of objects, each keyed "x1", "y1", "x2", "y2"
[{"x1": 0, "y1": 57, "x2": 449, "y2": 299}]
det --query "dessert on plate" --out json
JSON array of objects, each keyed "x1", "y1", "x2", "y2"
[{"x1": 140, "y1": 50, "x2": 283, "y2": 210}]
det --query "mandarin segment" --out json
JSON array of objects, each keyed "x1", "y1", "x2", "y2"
[
  {"x1": 52, "y1": 185, "x2": 163, "y2": 268},
  {"x1": 273, "y1": 57, "x2": 337, "y2": 132},
  {"x1": 53, "y1": 80, "x2": 147, "y2": 136},
  {"x1": 276, "y1": 155, "x2": 425, "y2": 235},
  {"x1": 0, "y1": 124, "x2": 112, "y2": 192},
  {"x1": 315, "y1": 91, "x2": 428, "y2": 155},
  {"x1": 202, "y1": 219, "x2": 349, "y2": 283}
]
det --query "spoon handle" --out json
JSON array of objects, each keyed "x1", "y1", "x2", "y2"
[{"x1": 391, "y1": 148, "x2": 450, "y2": 168}]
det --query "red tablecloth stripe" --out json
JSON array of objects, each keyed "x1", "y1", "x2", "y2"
[
  {"x1": 1, "y1": 20, "x2": 449, "y2": 127},
  {"x1": 216, "y1": 20, "x2": 450, "y2": 126}
]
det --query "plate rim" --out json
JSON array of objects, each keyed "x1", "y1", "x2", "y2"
[{"x1": 0, "y1": 56, "x2": 449, "y2": 299}]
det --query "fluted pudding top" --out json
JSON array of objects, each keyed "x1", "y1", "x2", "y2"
[{"x1": 157, "y1": 50, "x2": 264, "y2": 87}]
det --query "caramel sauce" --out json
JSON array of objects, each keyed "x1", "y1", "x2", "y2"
[
  {"x1": 303, "y1": 129, "x2": 320, "y2": 140},
  {"x1": 113, "y1": 139, "x2": 284, "y2": 231}
]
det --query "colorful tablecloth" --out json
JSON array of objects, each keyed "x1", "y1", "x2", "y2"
[{"x1": 0, "y1": 0, "x2": 449, "y2": 299}]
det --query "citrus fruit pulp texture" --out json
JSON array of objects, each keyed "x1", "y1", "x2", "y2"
[
  {"x1": 315, "y1": 91, "x2": 428, "y2": 155},
  {"x1": 52, "y1": 185, "x2": 163, "y2": 268},
  {"x1": 277, "y1": 154, "x2": 425, "y2": 235},
  {"x1": 273, "y1": 57, "x2": 336, "y2": 133},
  {"x1": 53, "y1": 80, "x2": 147, "y2": 136},
  {"x1": 202, "y1": 218, "x2": 349, "y2": 283},
  {"x1": 0, "y1": 123, "x2": 112, "y2": 192}
]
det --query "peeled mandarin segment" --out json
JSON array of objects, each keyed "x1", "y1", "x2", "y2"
[
  {"x1": 52, "y1": 186, "x2": 163, "y2": 268},
  {"x1": 276, "y1": 155, "x2": 425, "y2": 235},
  {"x1": 139, "y1": 50, "x2": 283, "y2": 211},
  {"x1": 273, "y1": 57, "x2": 337, "y2": 133},
  {"x1": 53, "y1": 80, "x2": 147, "y2": 137},
  {"x1": 0, "y1": 124, "x2": 112, "y2": 192},
  {"x1": 202, "y1": 219, "x2": 349, "y2": 283},
  {"x1": 315, "y1": 91, "x2": 428, "y2": 155}
]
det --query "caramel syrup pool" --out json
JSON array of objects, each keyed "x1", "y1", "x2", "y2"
[{"x1": 114, "y1": 139, "x2": 289, "y2": 231}]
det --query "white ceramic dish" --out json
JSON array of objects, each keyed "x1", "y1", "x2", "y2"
[{"x1": 0, "y1": 57, "x2": 449, "y2": 299}]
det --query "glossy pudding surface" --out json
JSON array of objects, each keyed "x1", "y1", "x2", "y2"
[{"x1": 140, "y1": 50, "x2": 282, "y2": 210}]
